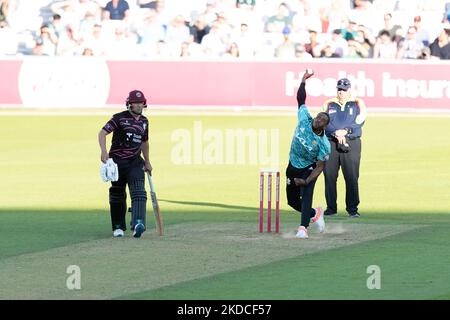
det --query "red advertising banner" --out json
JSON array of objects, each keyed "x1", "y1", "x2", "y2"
[
  {"x1": 107, "y1": 60, "x2": 450, "y2": 109},
  {"x1": 0, "y1": 60, "x2": 22, "y2": 104},
  {"x1": 1, "y1": 58, "x2": 449, "y2": 110}
]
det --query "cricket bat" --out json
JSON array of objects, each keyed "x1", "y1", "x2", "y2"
[{"x1": 146, "y1": 172, "x2": 164, "y2": 236}]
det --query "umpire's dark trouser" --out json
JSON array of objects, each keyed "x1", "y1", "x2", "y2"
[
  {"x1": 323, "y1": 138, "x2": 361, "y2": 214},
  {"x1": 286, "y1": 162, "x2": 317, "y2": 228}
]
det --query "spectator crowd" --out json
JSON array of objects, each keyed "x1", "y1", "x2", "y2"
[{"x1": 0, "y1": 0, "x2": 450, "y2": 60}]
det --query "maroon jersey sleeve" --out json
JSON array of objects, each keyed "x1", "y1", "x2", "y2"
[{"x1": 102, "y1": 114, "x2": 120, "y2": 133}]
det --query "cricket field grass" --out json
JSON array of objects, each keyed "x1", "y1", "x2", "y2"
[{"x1": 0, "y1": 112, "x2": 449, "y2": 300}]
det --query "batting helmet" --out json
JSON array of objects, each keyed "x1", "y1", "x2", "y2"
[{"x1": 126, "y1": 90, "x2": 147, "y2": 108}]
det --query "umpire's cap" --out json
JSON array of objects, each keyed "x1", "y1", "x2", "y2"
[
  {"x1": 336, "y1": 78, "x2": 351, "y2": 90},
  {"x1": 127, "y1": 90, "x2": 147, "y2": 107}
]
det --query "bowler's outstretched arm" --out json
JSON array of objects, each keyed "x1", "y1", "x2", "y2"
[{"x1": 297, "y1": 69, "x2": 314, "y2": 108}]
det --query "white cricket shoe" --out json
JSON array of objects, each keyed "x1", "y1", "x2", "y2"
[
  {"x1": 311, "y1": 207, "x2": 325, "y2": 233},
  {"x1": 113, "y1": 229, "x2": 124, "y2": 237},
  {"x1": 295, "y1": 226, "x2": 309, "y2": 239}
]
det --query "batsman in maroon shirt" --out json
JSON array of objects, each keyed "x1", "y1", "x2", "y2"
[{"x1": 98, "y1": 90, "x2": 153, "y2": 238}]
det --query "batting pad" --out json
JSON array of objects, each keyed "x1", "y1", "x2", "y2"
[{"x1": 129, "y1": 178, "x2": 147, "y2": 229}]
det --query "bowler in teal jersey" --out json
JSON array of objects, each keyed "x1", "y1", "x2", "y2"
[{"x1": 286, "y1": 69, "x2": 331, "y2": 239}]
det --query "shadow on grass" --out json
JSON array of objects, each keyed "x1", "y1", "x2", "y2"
[{"x1": 159, "y1": 199, "x2": 256, "y2": 211}]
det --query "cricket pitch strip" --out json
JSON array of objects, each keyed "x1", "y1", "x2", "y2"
[{"x1": 0, "y1": 222, "x2": 420, "y2": 299}]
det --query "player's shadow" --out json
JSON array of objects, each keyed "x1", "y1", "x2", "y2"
[{"x1": 159, "y1": 199, "x2": 256, "y2": 211}]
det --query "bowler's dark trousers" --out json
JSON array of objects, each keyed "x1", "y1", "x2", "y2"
[
  {"x1": 286, "y1": 162, "x2": 317, "y2": 228},
  {"x1": 323, "y1": 138, "x2": 361, "y2": 214}
]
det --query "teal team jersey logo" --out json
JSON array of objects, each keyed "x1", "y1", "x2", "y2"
[{"x1": 289, "y1": 105, "x2": 331, "y2": 169}]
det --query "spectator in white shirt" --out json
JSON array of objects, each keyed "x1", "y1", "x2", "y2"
[
  {"x1": 139, "y1": 9, "x2": 165, "y2": 45},
  {"x1": 413, "y1": 15, "x2": 430, "y2": 46},
  {"x1": 397, "y1": 26, "x2": 424, "y2": 59},
  {"x1": 0, "y1": 21, "x2": 17, "y2": 55},
  {"x1": 373, "y1": 29, "x2": 397, "y2": 59},
  {"x1": 80, "y1": 23, "x2": 106, "y2": 56},
  {"x1": 201, "y1": 19, "x2": 227, "y2": 57}
]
